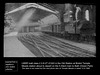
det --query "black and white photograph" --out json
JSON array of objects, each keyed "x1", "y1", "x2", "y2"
[
  {"x1": 4, "y1": 3, "x2": 96, "y2": 57},
  {"x1": 0, "y1": 2, "x2": 97, "y2": 72}
]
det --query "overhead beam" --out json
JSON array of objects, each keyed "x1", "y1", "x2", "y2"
[{"x1": 5, "y1": 3, "x2": 59, "y2": 15}]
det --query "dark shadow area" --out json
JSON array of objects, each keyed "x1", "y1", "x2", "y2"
[{"x1": 42, "y1": 31, "x2": 96, "y2": 45}]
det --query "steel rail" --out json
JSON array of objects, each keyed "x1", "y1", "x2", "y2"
[
  {"x1": 37, "y1": 35, "x2": 95, "y2": 57},
  {"x1": 17, "y1": 33, "x2": 95, "y2": 57},
  {"x1": 17, "y1": 35, "x2": 44, "y2": 57},
  {"x1": 29, "y1": 35, "x2": 90, "y2": 55},
  {"x1": 27, "y1": 34, "x2": 62, "y2": 57},
  {"x1": 43, "y1": 33, "x2": 95, "y2": 55},
  {"x1": 21, "y1": 34, "x2": 60, "y2": 57},
  {"x1": 30, "y1": 35, "x2": 65, "y2": 57},
  {"x1": 40, "y1": 34, "x2": 95, "y2": 56}
]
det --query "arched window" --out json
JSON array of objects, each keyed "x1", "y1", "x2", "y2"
[{"x1": 85, "y1": 10, "x2": 89, "y2": 21}]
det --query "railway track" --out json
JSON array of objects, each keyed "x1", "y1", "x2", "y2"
[
  {"x1": 29, "y1": 34, "x2": 86, "y2": 57},
  {"x1": 17, "y1": 34, "x2": 61, "y2": 57},
  {"x1": 17, "y1": 35, "x2": 44, "y2": 57},
  {"x1": 32, "y1": 35, "x2": 95, "y2": 57},
  {"x1": 17, "y1": 33, "x2": 95, "y2": 57},
  {"x1": 39, "y1": 34, "x2": 95, "y2": 56}
]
